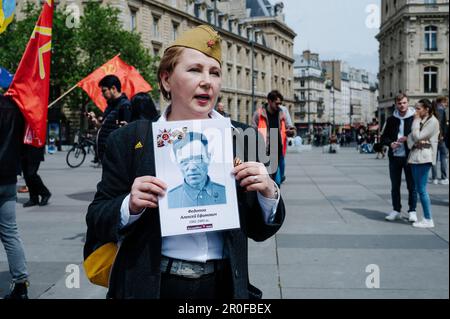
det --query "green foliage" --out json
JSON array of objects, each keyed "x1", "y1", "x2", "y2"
[{"x1": 0, "y1": 1, "x2": 159, "y2": 110}]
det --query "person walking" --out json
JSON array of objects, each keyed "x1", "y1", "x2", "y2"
[
  {"x1": 252, "y1": 90, "x2": 295, "y2": 186},
  {"x1": 21, "y1": 145, "x2": 51, "y2": 207},
  {"x1": 381, "y1": 93, "x2": 418, "y2": 222},
  {"x1": 0, "y1": 95, "x2": 29, "y2": 299}
]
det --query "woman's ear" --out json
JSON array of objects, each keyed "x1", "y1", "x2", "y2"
[{"x1": 160, "y1": 71, "x2": 171, "y2": 94}]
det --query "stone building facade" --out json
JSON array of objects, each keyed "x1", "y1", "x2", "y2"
[
  {"x1": 377, "y1": 0, "x2": 449, "y2": 124},
  {"x1": 16, "y1": 0, "x2": 297, "y2": 125}
]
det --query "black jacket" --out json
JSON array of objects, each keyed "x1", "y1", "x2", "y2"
[
  {"x1": 97, "y1": 94, "x2": 131, "y2": 161},
  {"x1": 381, "y1": 113, "x2": 414, "y2": 158},
  {"x1": 0, "y1": 95, "x2": 24, "y2": 185},
  {"x1": 85, "y1": 120, "x2": 285, "y2": 299}
]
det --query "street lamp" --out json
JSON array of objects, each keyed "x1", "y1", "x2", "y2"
[
  {"x1": 331, "y1": 85, "x2": 336, "y2": 135},
  {"x1": 306, "y1": 66, "x2": 311, "y2": 134}
]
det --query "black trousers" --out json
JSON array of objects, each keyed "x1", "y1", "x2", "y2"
[
  {"x1": 22, "y1": 159, "x2": 50, "y2": 201},
  {"x1": 160, "y1": 263, "x2": 232, "y2": 299},
  {"x1": 388, "y1": 156, "x2": 417, "y2": 213}
]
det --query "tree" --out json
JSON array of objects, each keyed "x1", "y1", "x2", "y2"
[{"x1": 0, "y1": 1, "x2": 159, "y2": 112}]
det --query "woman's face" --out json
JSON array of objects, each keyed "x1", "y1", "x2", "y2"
[
  {"x1": 415, "y1": 104, "x2": 429, "y2": 118},
  {"x1": 162, "y1": 48, "x2": 222, "y2": 120}
]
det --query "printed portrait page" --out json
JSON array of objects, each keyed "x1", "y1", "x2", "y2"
[{"x1": 152, "y1": 118, "x2": 240, "y2": 237}]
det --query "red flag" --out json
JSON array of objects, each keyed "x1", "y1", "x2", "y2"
[
  {"x1": 5, "y1": 0, "x2": 53, "y2": 147},
  {"x1": 77, "y1": 55, "x2": 152, "y2": 112}
]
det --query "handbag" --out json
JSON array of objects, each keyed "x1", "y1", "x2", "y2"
[
  {"x1": 83, "y1": 120, "x2": 151, "y2": 287},
  {"x1": 83, "y1": 242, "x2": 118, "y2": 287}
]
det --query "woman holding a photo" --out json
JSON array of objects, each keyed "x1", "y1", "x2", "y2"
[{"x1": 85, "y1": 25, "x2": 285, "y2": 299}]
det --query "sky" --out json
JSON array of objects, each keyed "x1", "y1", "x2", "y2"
[{"x1": 280, "y1": 0, "x2": 381, "y2": 74}]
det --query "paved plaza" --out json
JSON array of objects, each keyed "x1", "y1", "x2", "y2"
[{"x1": 0, "y1": 147, "x2": 448, "y2": 299}]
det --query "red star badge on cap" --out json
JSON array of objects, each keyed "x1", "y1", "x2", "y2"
[{"x1": 207, "y1": 39, "x2": 216, "y2": 48}]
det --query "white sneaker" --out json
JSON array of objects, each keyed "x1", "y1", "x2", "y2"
[
  {"x1": 433, "y1": 179, "x2": 439, "y2": 185},
  {"x1": 412, "y1": 219, "x2": 435, "y2": 228},
  {"x1": 408, "y1": 211, "x2": 418, "y2": 223},
  {"x1": 440, "y1": 179, "x2": 449, "y2": 185},
  {"x1": 385, "y1": 211, "x2": 400, "y2": 221},
  {"x1": 400, "y1": 211, "x2": 410, "y2": 220}
]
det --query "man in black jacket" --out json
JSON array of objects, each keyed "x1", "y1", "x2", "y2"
[
  {"x1": 381, "y1": 93, "x2": 417, "y2": 222},
  {"x1": 0, "y1": 95, "x2": 29, "y2": 299},
  {"x1": 87, "y1": 75, "x2": 131, "y2": 162}
]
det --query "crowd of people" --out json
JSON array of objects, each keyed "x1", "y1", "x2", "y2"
[{"x1": 0, "y1": 22, "x2": 448, "y2": 300}]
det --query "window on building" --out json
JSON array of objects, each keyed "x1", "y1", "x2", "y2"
[
  {"x1": 424, "y1": 26, "x2": 438, "y2": 51},
  {"x1": 237, "y1": 100, "x2": 241, "y2": 121},
  {"x1": 424, "y1": 66, "x2": 438, "y2": 93},
  {"x1": 153, "y1": 16, "x2": 160, "y2": 38},
  {"x1": 194, "y1": 4, "x2": 200, "y2": 18},
  {"x1": 300, "y1": 92, "x2": 305, "y2": 100},
  {"x1": 228, "y1": 98, "x2": 233, "y2": 116},
  {"x1": 130, "y1": 8, "x2": 137, "y2": 31},
  {"x1": 172, "y1": 21, "x2": 179, "y2": 41},
  {"x1": 153, "y1": 47, "x2": 160, "y2": 57},
  {"x1": 227, "y1": 66, "x2": 232, "y2": 86},
  {"x1": 300, "y1": 80, "x2": 305, "y2": 87},
  {"x1": 246, "y1": 70, "x2": 250, "y2": 88},
  {"x1": 261, "y1": 73, "x2": 266, "y2": 92},
  {"x1": 425, "y1": 0, "x2": 437, "y2": 4}
]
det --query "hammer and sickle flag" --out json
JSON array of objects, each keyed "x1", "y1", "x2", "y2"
[
  {"x1": 77, "y1": 55, "x2": 152, "y2": 112},
  {"x1": 5, "y1": 0, "x2": 53, "y2": 147},
  {"x1": 0, "y1": 0, "x2": 15, "y2": 34}
]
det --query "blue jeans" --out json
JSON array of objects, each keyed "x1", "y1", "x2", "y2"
[
  {"x1": 0, "y1": 184, "x2": 29, "y2": 283},
  {"x1": 275, "y1": 156, "x2": 285, "y2": 186},
  {"x1": 411, "y1": 164, "x2": 433, "y2": 220},
  {"x1": 431, "y1": 141, "x2": 448, "y2": 180}
]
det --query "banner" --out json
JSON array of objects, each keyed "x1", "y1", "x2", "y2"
[{"x1": 78, "y1": 55, "x2": 152, "y2": 111}]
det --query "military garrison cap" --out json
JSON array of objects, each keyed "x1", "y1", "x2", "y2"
[{"x1": 166, "y1": 25, "x2": 222, "y2": 65}]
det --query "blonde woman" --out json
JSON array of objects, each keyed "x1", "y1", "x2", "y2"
[
  {"x1": 85, "y1": 25, "x2": 285, "y2": 299},
  {"x1": 407, "y1": 99, "x2": 440, "y2": 228}
]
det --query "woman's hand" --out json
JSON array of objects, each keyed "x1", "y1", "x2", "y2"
[
  {"x1": 233, "y1": 162, "x2": 276, "y2": 199},
  {"x1": 129, "y1": 176, "x2": 167, "y2": 214}
]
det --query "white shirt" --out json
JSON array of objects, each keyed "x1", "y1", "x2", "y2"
[{"x1": 119, "y1": 108, "x2": 280, "y2": 262}]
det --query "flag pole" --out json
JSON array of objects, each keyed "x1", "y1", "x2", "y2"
[{"x1": 48, "y1": 83, "x2": 78, "y2": 108}]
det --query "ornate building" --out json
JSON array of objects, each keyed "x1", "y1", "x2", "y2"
[
  {"x1": 377, "y1": 0, "x2": 449, "y2": 124},
  {"x1": 16, "y1": 0, "x2": 297, "y2": 125}
]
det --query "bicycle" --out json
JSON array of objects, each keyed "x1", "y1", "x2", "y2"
[{"x1": 66, "y1": 132, "x2": 97, "y2": 168}]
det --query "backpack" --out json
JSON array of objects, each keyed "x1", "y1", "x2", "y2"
[{"x1": 83, "y1": 120, "x2": 150, "y2": 287}]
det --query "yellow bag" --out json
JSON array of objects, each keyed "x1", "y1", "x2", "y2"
[{"x1": 83, "y1": 242, "x2": 118, "y2": 288}]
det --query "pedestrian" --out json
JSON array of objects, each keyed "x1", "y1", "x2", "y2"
[
  {"x1": 252, "y1": 90, "x2": 296, "y2": 186},
  {"x1": 130, "y1": 92, "x2": 159, "y2": 122},
  {"x1": 430, "y1": 96, "x2": 449, "y2": 185},
  {"x1": 215, "y1": 96, "x2": 230, "y2": 117},
  {"x1": 86, "y1": 74, "x2": 132, "y2": 162},
  {"x1": 0, "y1": 95, "x2": 29, "y2": 299},
  {"x1": 381, "y1": 93, "x2": 418, "y2": 222},
  {"x1": 407, "y1": 99, "x2": 440, "y2": 228},
  {"x1": 84, "y1": 25, "x2": 285, "y2": 299},
  {"x1": 21, "y1": 145, "x2": 51, "y2": 207}
]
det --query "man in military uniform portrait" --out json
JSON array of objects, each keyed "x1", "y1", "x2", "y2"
[{"x1": 168, "y1": 131, "x2": 227, "y2": 208}]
